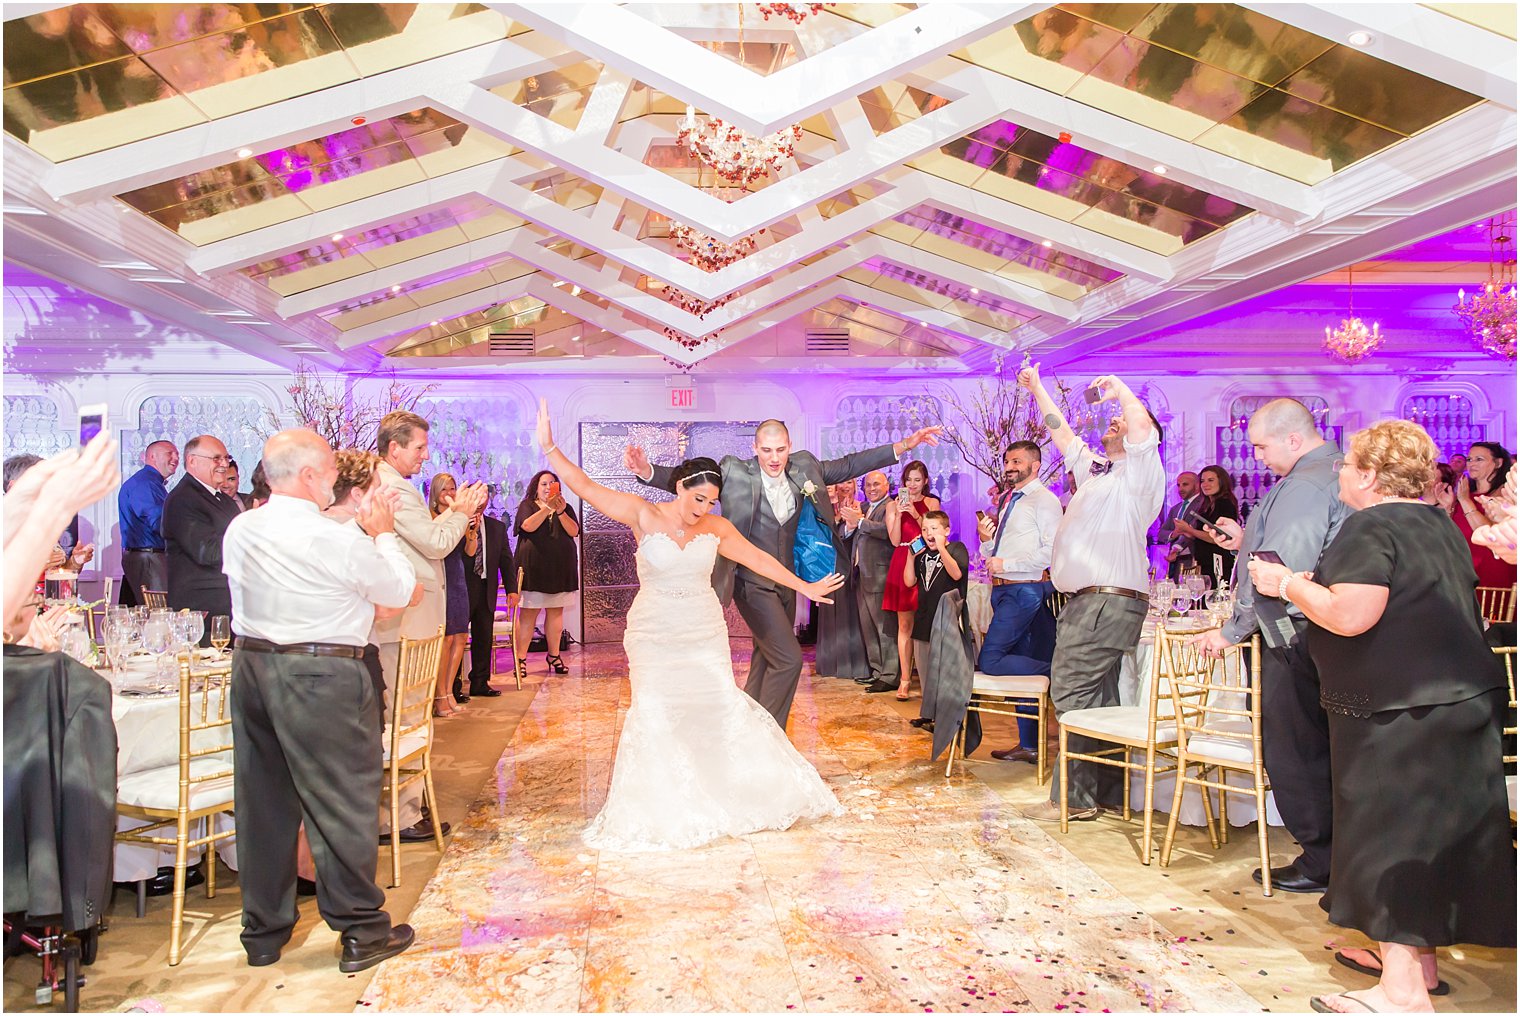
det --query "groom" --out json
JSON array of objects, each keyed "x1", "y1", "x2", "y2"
[{"x1": 626, "y1": 420, "x2": 941, "y2": 728}]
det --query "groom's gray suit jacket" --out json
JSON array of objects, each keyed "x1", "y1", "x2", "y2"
[{"x1": 643, "y1": 446, "x2": 898, "y2": 606}]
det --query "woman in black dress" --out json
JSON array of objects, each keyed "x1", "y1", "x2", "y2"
[
  {"x1": 514, "y1": 469, "x2": 580, "y2": 678},
  {"x1": 1175, "y1": 464, "x2": 1239, "y2": 588},
  {"x1": 1247, "y1": 420, "x2": 1514, "y2": 1014},
  {"x1": 429, "y1": 473, "x2": 476, "y2": 717}
]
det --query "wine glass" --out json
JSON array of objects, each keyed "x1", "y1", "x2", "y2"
[
  {"x1": 210, "y1": 615, "x2": 231, "y2": 657},
  {"x1": 141, "y1": 618, "x2": 173, "y2": 693},
  {"x1": 1170, "y1": 585, "x2": 1194, "y2": 627},
  {"x1": 1151, "y1": 580, "x2": 1175, "y2": 621},
  {"x1": 181, "y1": 611, "x2": 205, "y2": 656}
]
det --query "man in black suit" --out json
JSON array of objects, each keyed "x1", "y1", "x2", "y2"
[
  {"x1": 457, "y1": 508, "x2": 518, "y2": 702},
  {"x1": 162, "y1": 435, "x2": 241, "y2": 631}
]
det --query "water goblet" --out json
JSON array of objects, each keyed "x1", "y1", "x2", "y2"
[
  {"x1": 141, "y1": 618, "x2": 173, "y2": 693},
  {"x1": 1170, "y1": 586, "x2": 1194, "y2": 627}
]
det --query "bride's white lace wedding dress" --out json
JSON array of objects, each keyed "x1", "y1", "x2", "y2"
[{"x1": 583, "y1": 531, "x2": 844, "y2": 852}]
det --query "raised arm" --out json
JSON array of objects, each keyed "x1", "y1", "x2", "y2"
[
  {"x1": 1089, "y1": 373, "x2": 1152, "y2": 445},
  {"x1": 538, "y1": 398, "x2": 647, "y2": 529},
  {"x1": 710, "y1": 515, "x2": 844, "y2": 604},
  {"x1": 624, "y1": 443, "x2": 677, "y2": 494},
  {"x1": 1018, "y1": 363, "x2": 1078, "y2": 458}
]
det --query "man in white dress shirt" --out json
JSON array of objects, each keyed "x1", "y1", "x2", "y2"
[
  {"x1": 222, "y1": 430, "x2": 418, "y2": 972},
  {"x1": 1017, "y1": 366, "x2": 1165, "y2": 821},
  {"x1": 975, "y1": 440, "x2": 1063, "y2": 764}
]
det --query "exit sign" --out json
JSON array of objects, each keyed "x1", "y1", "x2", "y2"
[{"x1": 670, "y1": 386, "x2": 695, "y2": 408}]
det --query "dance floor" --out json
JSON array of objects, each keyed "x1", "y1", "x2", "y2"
[{"x1": 359, "y1": 649, "x2": 1263, "y2": 1013}]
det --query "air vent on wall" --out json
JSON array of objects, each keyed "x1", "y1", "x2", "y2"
[
  {"x1": 805, "y1": 328, "x2": 851, "y2": 355},
  {"x1": 488, "y1": 330, "x2": 535, "y2": 355}
]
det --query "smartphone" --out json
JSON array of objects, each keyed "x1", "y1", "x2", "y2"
[
  {"x1": 1250, "y1": 549, "x2": 1285, "y2": 565},
  {"x1": 79, "y1": 403, "x2": 107, "y2": 445},
  {"x1": 1082, "y1": 385, "x2": 1104, "y2": 405},
  {"x1": 547, "y1": 494, "x2": 568, "y2": 512},
  {"x1": 975, "y1": 509, "x2": 988, "y2": 522},
  {"x1": 909, "y1": 535, "x2": 928, "y2": 554},
  {"x1": 1183, "y1": 507, "x2": 1226, "y2": 537}
]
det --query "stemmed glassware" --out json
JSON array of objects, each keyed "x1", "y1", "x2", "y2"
[
  {"x1": 141, "y1": 617, "x2": 173, "y2": 693},
  {"x1": 1150, "y1": 580, "x2": 1175, "y2": 623},
  {"x1": 1169, "y1": 584, "x2": 1195, "y2": 627},
  {"x1": 210, "y1": 615, "x2": 231, "y2": 658}
]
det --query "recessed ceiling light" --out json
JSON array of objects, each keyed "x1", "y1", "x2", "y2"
[
  {"x1": 330, "y1": 233, "x2": 343, "y2": 241},
  {"x1": 1152, "y1": 164, "x2": 1168, "y2": 175},
  {"x1": 1347, "y1": 30, "x2": 1372, "y2": 46},
  {"x1": 1041, "y1": 240, "x2": 1053, "y2": 248},
  {"x1": 429, "y1": 320, "x2": 438, "y2": 326},
  {"x1": 237, "y1": 147, "x2": 253, "y2": 159},
  {"x1": 969, "y1": 287, "x2": 979, "y2": 295},
  {"x1": 390, "y1": 284, "x2": 401, "y2": 293}
]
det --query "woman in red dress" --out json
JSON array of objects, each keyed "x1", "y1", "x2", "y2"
[
  {"x1": 1450, "y1": 442, "x2": 1516, "y2": 591},
  {"x1": 883, "y1": 461, "x2": 940, "y2": 700}
]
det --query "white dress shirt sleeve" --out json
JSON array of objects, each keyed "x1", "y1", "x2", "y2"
[
  {"x1": 990, "y1": 491, "x2": 1062, "y2": 579},
  {"x1": 1063, "y1": 435, "x2": 1097, "y2": 488}
]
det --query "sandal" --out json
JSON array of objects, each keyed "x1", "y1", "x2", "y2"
[
  {"x1": 546, "y1": 653, "x2": 568, "y2": 675},
  {"x1": 1334, "y1": 949, "x2": 1449, "y2": 996},
  {"x1": 433, "y1": 695, "x2": 459, "y2": 718},
  {"x1": 895, "y1": 678, "x2": 912, "y2": 701}
]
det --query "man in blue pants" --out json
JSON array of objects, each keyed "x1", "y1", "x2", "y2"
[{"x1": 976, "y1": 441, "x2": 1063, "y2": 764}]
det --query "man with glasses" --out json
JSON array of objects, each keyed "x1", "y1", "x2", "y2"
[
  {"x1": 163, "y1": 434, "x2": 242, "y2": 635},
  {"x1": 1190, "y1": 399, "x2": 1349, "y2": 894}
]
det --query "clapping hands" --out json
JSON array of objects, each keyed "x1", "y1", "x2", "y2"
[{"x1": 444, "y1": 481, "x2": 489, "y2": 517}]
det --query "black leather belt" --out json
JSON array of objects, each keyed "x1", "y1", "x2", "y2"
[
  {"x1": 1073, "y1": 585, "x2": 1148, "y2": 602},
  {"x1": 125, "y1": 548, "x2": 165, "y2": 554},
  {"x1": 234, "y1": 636, "x2": 366, "y2": 659}
]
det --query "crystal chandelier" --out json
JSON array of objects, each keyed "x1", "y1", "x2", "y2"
[
  {"x1": 1453, "y1": 215, "x2": 1517, "y2": 361},
  {"x1": 1322, "y1": 265, "x2": 1384, "y2": 364},
  {"x1": 756, "y1": 4, "x2": 831, "y2": 24},
  {"x1": 669, "y1": 221, "x2": 760, "y2": 273},
  {"x1": 678, "y1": 106, "x2": 801, "y2": 187}
]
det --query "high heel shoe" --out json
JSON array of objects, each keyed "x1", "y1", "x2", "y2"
[
  {"x1": 545, "y1": 653, "x2": 568, "y2": 675},
  {"x1": 894, "y1": 678, "x2": 913, "y2": 702},
  {"x1": 433, "y1": 695, "x2": 459, "y2": 718}
]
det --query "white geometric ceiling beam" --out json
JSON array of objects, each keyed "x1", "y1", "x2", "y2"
[
  {"x1": 866, "y1": 236, "x2": 1081, "y2": 322},
  {"x1": 907, "y1": 55, "x2": 1322, "y2": 225},
  {"x1": 524, "y1": 276, "x2": 712, "y2": 366},
  {"x1": 1238, "y1": 3, "x2": 1517, "y2": 109},
  {"x1": 41, "y1": 34, "x2": 579, "y2": 203},
  {"x1": 496, "y1": 3, "x2": 1045, "y2": 136},
  {"x1": 837, "y1": 281, "x2": 1017, "y2": 350}
]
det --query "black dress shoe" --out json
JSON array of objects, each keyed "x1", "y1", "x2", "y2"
[
  {"x1": 117, "y1": 862, "x2": 206, "y2": 897},
  {"x1": 909, "y1": 717, "x2": 934, "y2": 730},
  {"x1": 297, "y1": 876, "x2": 317, "y2": 897},
  {"x1": 381, "y1": 818, "x2": 452, "y2": 845},
  {"x1": 865, "y1": 680, "x2": 898, "y2": 694},
  {"x1": 990, "y1": 746, "x2": 1038, "y2": 764},
  {"x1": 1253, "y1": 864, "x2": 1328, "y2": 893},
  {"x1": 247, "y1": 950, "x2": 281, "y2": 967},
  {"x1": 453, "y1": 689, "x2": 470, "y2": 704},
  {"x1": 853, "y1": 676, "x2": 876, "y2": 685},
  {"x1": 469, "y1": 685, "x2": 502, "y2": 698},
  {"x1": 338, "y1": 924, "x2": 415, "y2": 973}
]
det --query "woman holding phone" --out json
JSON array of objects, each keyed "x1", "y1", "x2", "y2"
[
  {"x1": 514, "y1": 469, "x2": 580, "y2": 677},
  {"x1": 883, "y1": 461, "x2": 940, "y2": 700}
]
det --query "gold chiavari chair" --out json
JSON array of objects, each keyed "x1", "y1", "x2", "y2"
[
  {"x1": 1159, "y1": 635, "x2": 1273, "y2": 895},
  {"x1": 1478, "y1": 585, "x2": 1517, "y2": 624},
  {"x1": 114, "y1": 656, "x2": 236, "y2": 965},
  {"x1": 383, "y1": 627, "x2": 446, "y2": 888},
  {"x1": 1498, "y1": 646, "x2": 1516, "y2": 823},
  {"x1": 142, "y1": 588, "x2": 168, "y2": 610},
  {"x1": 1056, "y1": 627, "x2": 1206, "y2": 863}
]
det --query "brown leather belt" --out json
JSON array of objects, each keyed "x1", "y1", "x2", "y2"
[
  {"x1": 990, "y1": 578, "x2": 1044, "y2": 586},
  {"x1": 1073, "y1": 585, "x2": 1148, "y2": 602},
  {"x1": 235, "y1": 636, "x2": 366, "y2": 659}
]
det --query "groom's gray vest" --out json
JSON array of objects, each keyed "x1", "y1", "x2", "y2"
[{"x1": 741, "y1": 484, "x2": 795, "y2": 594}]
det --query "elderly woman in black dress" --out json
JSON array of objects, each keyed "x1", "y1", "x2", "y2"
[
  {"x1": 514, "y1": 469, "x2": 580, "y2": 678},
  {"x1": 1248, "y1": 420, "x2": 1514, "y2": 1014}
]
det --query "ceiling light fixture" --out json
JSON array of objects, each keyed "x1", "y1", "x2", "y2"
[
  {"x1": 1347, "y1": 30, "x2": 1373, "y2": 46},
  {"x1": 678, "y1": 106, "x2": 802, "y2": 187},
  {"x1": 1152, "y1": 164, "x2": 1168, "y2": 175},
  {"x1": 391, "y1": 284, "x2": 401, "y2": 293},
  {"x1": 330, "y1": 233, "x2": 343, "y2": 242},
  {"x1": 237, "y1": 147, "x2": 253, "y2": 158},
  {"x1": 1453, "y1": 214, "x2": 1518, "y2": 360},
  {"x1": 1322, "y1": 265, "x2": 1384, "y2": 364},
  {"x1": 1041, "y1": 240, "x2": 1053, "y2": 248},
  {"x1": 970, "y1": 287, "x2": 980, "y2": 294},
  {"x1": 756, "y1": 3, "x2": 830, "y2": 24}
]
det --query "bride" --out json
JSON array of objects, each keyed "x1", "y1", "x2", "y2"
[{"x1": 536, "y1": 400, "x2": 847, "y2": 851}]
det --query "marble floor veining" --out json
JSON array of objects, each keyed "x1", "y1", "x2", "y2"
[{"x1": 358, "y1": 647, "x2": 1267, "y2": 1013}]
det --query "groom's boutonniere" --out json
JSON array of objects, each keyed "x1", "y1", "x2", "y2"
[{"x1": 800, "y1": 479, "x2": 819, "y2": 504}]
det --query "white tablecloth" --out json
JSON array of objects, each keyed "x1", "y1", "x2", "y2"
[
  {"x1": 107, "y1": 659, "x2": 239, "y2": 881},
  {"x1": 1118, "y1": 625, "x2": 1283, "y2": 829},
  {"x1": 966, "y1": 581, "x2": 992, "y2": 637}
]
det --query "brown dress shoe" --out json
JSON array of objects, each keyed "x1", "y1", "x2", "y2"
[{"x1": 990, "y1": 746, "x2": 1038, "y2": 764}]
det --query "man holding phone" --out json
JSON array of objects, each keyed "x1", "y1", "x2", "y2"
[
  {"x1": 1190, "y1": 399, "x2": 1349, "y2": 894},
  {"x1": 1155, "y1": 472, "x2": 1200, "y2": 580}
]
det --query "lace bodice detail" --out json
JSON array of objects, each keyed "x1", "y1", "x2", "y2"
[{"x1": 635, "y1": 531, "x2": 720, "y2": 597}]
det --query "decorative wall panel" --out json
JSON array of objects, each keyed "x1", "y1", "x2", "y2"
[
  {"x1": 409, "y1": 394, "x2": 536, "y2": 518},
  {"x1": 126, "y1": 395, "x2": 267, "y2": 490},
  {"x1": 1403, "y1": 394, "x2": 1485, "y2": 461},
  {"x1": 579, "y1": 420, "x2": 759, "y2": 644},
  {"x1": 2, "y1": 395, "x2": 71, "y2": 459},
  {"x1": 1217, "y1": 395, "x2": 1343, "y2": 518}
]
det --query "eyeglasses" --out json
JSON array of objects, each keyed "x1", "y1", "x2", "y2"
[
  {"x1": 1331, "y1": 458, "x2": 1346, "y2": 472},
  {"x1": 190, "y1": 453, "x2": 231, "y2": 464}
]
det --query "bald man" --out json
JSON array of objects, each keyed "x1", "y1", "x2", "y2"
[
  {"x1": 163, "y1": 435, "x2": 241, "y2": 627},
  {"x1": 118, "y1": 439, "x2": 179, "y2": 605},
  {"x1": 1192, "y1": 398, "x2": 1349, "y2": 895},
  {"x1": 852, "y1": 470, "x2": 901, "y2": 690}
]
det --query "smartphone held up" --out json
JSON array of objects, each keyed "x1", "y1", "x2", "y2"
[{"x1": 79, "y1": 403, "x2": 107, "y2": 446}]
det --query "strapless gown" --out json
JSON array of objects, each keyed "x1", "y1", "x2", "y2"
[{"x1": 583, "y1": 531, "x2": 843, "y2": 852}]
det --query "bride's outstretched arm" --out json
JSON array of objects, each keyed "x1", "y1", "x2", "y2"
[
  {"x1": 710, "y1": 516, "x2": 844, "y2": 604},
  {"x1": 536, "y1": 398, "x2": 647, "y2": 529}
]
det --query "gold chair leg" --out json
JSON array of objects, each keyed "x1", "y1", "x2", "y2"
[
  {"x1": 1121, "y1": 746, "x2": 1133, "y2": 821},
  {"x1": 423, "y1": 759, "x2": 445, "y2": 852},
  {"x1": 1218, "y1": 784, "x2": 1229, "y2": 845},
  {"x1": 1160, "y1": 756, "x2": 1189, "y2": 868},
  {"x1": 1036, "y1": 696, "x2": 1048, "y2": 786},
  {"x1": 389, "y1": 763, "x2": 403, "y2": 890},
  {"x1": 1058, "y1": 727, "x2": 1070, "y2": 834},
  {"x1": 1198, "y1": 771, "x2": 1220, "y2": 850},
  {"x1": 1254, "y1": 770, "x2": 1273, "y2": 897},
  {"x1": 169, "y1": 817, "x2": 190, "y2": 966},
  {"x1": 945, "y1": 717, "x2": 960, "y2": 779},
  {"x1": 206, "y1": 824, "x2": 218, "y2": 899},
  {"x1": 1141, "y1": 747, "x2": 1155, "y2": 865}
]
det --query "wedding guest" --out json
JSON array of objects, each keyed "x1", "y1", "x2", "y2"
[
  {"x1": 117, "y1": 439, "x2": 178, "y2": 605},
  {"x1": 222, "y1": 429, "x2": 417, "y2": 973},
  {"x1": 164, "y1": 435, "x2": 241, "y2": 631},
  {"x1": 1471, "y1": 469, "x2": 1518, "y2": 566},
  {"x1": 1192, "y1": 399, "x2": 1348, "y2": 893},
  {"x1": 461, "y1": 501, "x2": 517, "y2": 700},
  {"x1": 1453, "y1": 441, "x2": 1516, "y2": 590},
  {"x1": 374, "y1": 410, "x2": 486, "y2": 842},
  {"x1": 854, "y1": 471, "x2": 901, "y2": 692},
  {"x1": 976, "y1": 441, "x2": 1062, "y2": 764},
  {"x1": 4, "y1": 454, "x2": 93, "y2": 579},
  {"x1": 248, "y1": 460, "x2": 270, "y2": 509},
  {"x1": 513, "y1": 470, "x2": 580, "y2": 677},
  {"x1": 1155, "y1": 471, "x2": 1200, "y2": 580},
  {"x1": 1018, "y1": 365, "x2": 1164, "y2": 822},
  {"x1": 884, "y1": 461, "x2": 940, "y2": 700},
  {"x1": 427, "y1": 473, "x2": 473, "y2": 718},
  {"x1": 905, "y1": 511, "x2": 968, "y2": 730},
  {"x1": 220, "y1": 458, "x2": 247, "y2": 512},
  {"x1": 1174, "y1": 464, "x2": 1239, "y2": 587},
  {"x1": 1246, "y1": 420, "x2": 1515, "y2": 1014},
  {"x1": 1448, "y1": 451, "x2": 1468, "y2": 476},
  {"x1": 816, "y1": 480, "x2": 869, "y2": 681}
]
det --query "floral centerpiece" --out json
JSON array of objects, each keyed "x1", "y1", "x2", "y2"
[{"x1": 269, "y1": 361, "x2": 436, "y2": 451}]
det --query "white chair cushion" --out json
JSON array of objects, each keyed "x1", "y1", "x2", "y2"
[
  {"x1": 117, "y1": 757, "x2": 234, "y2": 812},
  {"x1": 971, "y1": 672, "x2": 1049, "y2": 697},
  {"x1": 493, "y1": 609, "x2": 508, "y2": 621},
  {"x1": 383, "y1": 730, "x2": 429, "y2": 763},
  {"x1": 1182, "y1": 720, "x2": 1257, "y2": 765},
  {"x1": 1507, "y1": 775, "x2": 1516, "y2": 816},
  {"x1": 1061, "y1": 705, "x2": 1176, "y2": 746}
]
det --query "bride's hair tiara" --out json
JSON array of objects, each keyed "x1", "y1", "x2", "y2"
[{"x1": 678, "y1": 469, "x2": 720, "y2": 487}]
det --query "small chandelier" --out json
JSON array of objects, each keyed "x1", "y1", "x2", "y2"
[
  {"x1": 756, "y1": 4, "x2": 831, "y2": 24},
  {"x1": 678, "y1": 106, "x2": 801, "y2": 187},
  {"x1": 1453, "y1": 215, "x2": 1517, "y2": 361},
  {"x1": 670, "y1": 221, "x2": 759, "y2": 272},
  {"x1": 1322, "y1": 265, "x2": 1384, "y2": 364},
  {"x1": 662, "y1": 285, "x2": 736, "y2": 318}
]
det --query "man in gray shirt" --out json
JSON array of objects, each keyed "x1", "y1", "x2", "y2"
[{"x1": 1193, "y1": 399, "x2": 1350, "y2": 895}]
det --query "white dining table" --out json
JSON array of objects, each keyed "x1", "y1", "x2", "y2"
[{"x1": 105, "y1": 656, "x2": 239, "y2": 882}]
